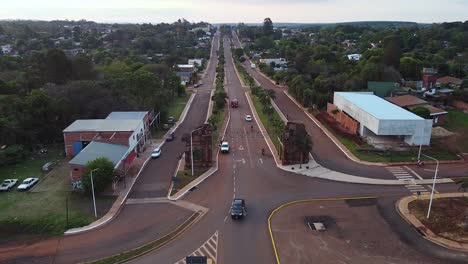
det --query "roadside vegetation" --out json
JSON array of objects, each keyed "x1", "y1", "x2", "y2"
[
  {"x1": 208, "y1": 33, "x2": 228, "y2": 146},
  {"x1": 409, "y1": 197, "x2": 468, "y2": 243}
]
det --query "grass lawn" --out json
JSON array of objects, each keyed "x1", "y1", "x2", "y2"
[
  {"x1": 316, "y1": 117, "x2": 459, "y2": 162},
  {"x1": 170, "y1": 169, "x2": 204, "y2": 196},
  {"x1": 0, "y1": 148, "x2": 115, "y2": 241},
  {"x1": 152, "y1": 93, "x2": 192, "y2": 139},
  {"x1": 251, "y1": 95, "x2": 282, "y2": 151},
  {"x1": 409, "y1": 197, "x2": 468, "y2": 243},
  {"x1": 442, "y1": 109, "x2": 468, "y2": 132}
]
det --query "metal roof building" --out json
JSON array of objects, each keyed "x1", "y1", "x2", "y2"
[
  {"x1": 69, "y1": 141, "x2": 129, "y2": 167},
  {"x1": 63, "y1": 119, "x2": 141, "y2": 133},
  {"x1": 333, "y1": 92, "x2": 432, "y2": 146},
  {"x1": 106, "y1": 111, "x2": 148, "y2": 120}
]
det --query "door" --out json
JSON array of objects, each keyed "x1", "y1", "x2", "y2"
[{"x1": 72, "y1": 141, "x2": 83, "y2": 156}]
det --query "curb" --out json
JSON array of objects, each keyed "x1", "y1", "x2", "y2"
[
  {"x1": 396, "y1": 192, "x2": 468, "y2": 252},
  {"x1": 283, "y1": 90, "x2": 465, "y2": 166},
  {"x1": 168, "y1": 42, "x2": 231, "y2": 201},
  {"x1": 267, "y1": 196, "x2": 378, "y2": 264},
  {"x1": 244, "y1": 91, "x2": 281, "y2": 166},
  {"x1": 64, "y1": 92, "x2": 197, "y2": 235},
  {"x1": 82, "y1": 210, "x2": 206, "y2": 264}
]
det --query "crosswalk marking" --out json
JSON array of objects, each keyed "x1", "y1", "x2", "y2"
[
  {"x1": 386, "y1": 166, "x2": 432, "y2": 196},
  {"x1": 174, "y1": 231, "x2": 218, "y2": 264}
]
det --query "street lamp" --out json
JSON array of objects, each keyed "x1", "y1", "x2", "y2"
[
  {"x1": 190, "y1": 127, "x2": 204, "y2": 177},
  {"x1": 90, "y1": 168, "x2": 99, "y2": 219},
  {"x1": 422, "y1": 154, "x2": 439, "y2": 219}
]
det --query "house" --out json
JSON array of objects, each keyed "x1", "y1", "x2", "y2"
[
  {"x1": 177, "y1": 72, "x2": 193, "y2": 86},
  {"x1": 328, "y1": 92, "x2": 432, "y2": 146},
  {"x1": 69, "y1": 142, "x2": 133, "y2": 187},
  {"x1": 347, "y1": 54, "x2": 362, "y2": 61},
  {"x1": 385, "y1": 95, "x2": 447, "y2": 124},
  {"x1": 106, "y1": 111, "x2": 154, "y2": 147},
  {"x1": 367, "y1": 81, "x2": 400, "y2": 97},
  {"x1": 63, "y1": 119, "x2": 144, "y2": 158},
  {"x1": 177, "y1": 64, "x2": 195, "y2": 73},
  {"x1": 259, "y1": 58, "x2": 288, "y2": 71},
  {"x1": 1, "y1": 44, "x2": 13, "y2": 54},
  {"x1": 422, "y1": 68, "x2": 438, "y2": 89},
  {"x1": 188, "y1": 59, "x2": 203, "y2": 68},
  {"x1": 437, "y1": 76, "x2": 462, "y2": 89}
]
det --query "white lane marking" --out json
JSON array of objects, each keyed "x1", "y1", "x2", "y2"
[
  {"x1": 224, "y1": 216, "x2": 228, "y2": 222},
  {"x1": 242, "y1": 127, "x2": 255, "y2": 168},
  {"x1": 259, "y1": 158, "x2": 263, "y2": 164},
  {"x1": 404, "y1": 166, "x2": 424, "y2": 180}
]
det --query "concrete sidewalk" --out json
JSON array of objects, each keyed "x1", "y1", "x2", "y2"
[
  {"x1": 397, "y1": 192, "x2": 468, "y2": 251},
  {"x1": 279, "y1": 158, "x2": 454, "y2": 185},
  {"x1": 65, "y1": 92, "x2": 197, "y2": 235}
]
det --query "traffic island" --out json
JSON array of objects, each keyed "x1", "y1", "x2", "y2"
[
  {"x1": 268, "y1": 197, "x2": 448, "y2": 264},
  {"x1": 397, "y1": 192, "x2": 468, "y2": 251}
]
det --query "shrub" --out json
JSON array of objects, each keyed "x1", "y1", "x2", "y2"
[
  {"x1": 0, "y1": 145, "x2": 27, "y2": 166},
  {"x1": 81, "y1": 157, "x2": 117, "y2": 194}
]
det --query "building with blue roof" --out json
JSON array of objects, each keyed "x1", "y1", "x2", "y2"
[{"x1": 332, "y1": 92, "x2": 432, "y2": 146}]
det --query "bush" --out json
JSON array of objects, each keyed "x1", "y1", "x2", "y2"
[
  {"x1": 81, "y1": 157, "x2": 117, "y2": 194},
  {"x1": 0, "y1": 145, "x2": 27, "y2": 166}
]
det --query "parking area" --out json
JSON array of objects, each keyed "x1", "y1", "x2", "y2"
[{"x1": 270, "y1": 199, "x2": 447, "y2": 264}]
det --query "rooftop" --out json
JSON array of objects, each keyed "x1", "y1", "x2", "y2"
[
  {"x1": 437, "y1": 76, "x2": 462, "y2": 85},
  {"x1": 385, "y1": 95, "x2": 427, "y2": 107},
  {"x1": 63, "y1": 119, "x2": 141, "y2": 132},
  {"x1": 69, "y1": 141, "x2": 129, "y2": 167},
  {"x1": 106, "y1": 111, "x2": 148, "y2": 120},
  {"x1": 335, "y1": 92, "x2": 423, "y2": 120}
]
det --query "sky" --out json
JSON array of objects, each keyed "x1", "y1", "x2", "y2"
[{"x1": 0, "y1": 0, "x2": 467, "y2": 24}]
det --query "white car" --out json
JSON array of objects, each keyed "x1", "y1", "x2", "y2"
[
  {"x1": 17, "y1": 178, "x2": 39, "y2": 191},
  {"x1": 245, "y1": 115, "x2": 252, "y2": 122},
  {"x1": 151, "y1": 147, "x2": 162, "y2": 158},
  {"x1": 220, "y1": 142, "x2": 230, "y2": 153},
  {"x1": 0, "y1": 179, "x2": 18, "y2": 191}
]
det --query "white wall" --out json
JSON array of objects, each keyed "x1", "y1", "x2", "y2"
[
  {"x1": 334, "y1": 93, "x2": 432, "y2": 146},
  {"x1": 128, "y1": 120, "x2": 145, "y2": 150}
]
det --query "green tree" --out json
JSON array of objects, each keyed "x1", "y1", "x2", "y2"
[
  {"x1": 383, "y1": 35, "x2": 402, "y2": 68},
  {"x1": 263, "y1": 18, "x2": 274, "y2": 36},
  {"x1": 400, "y1": 56, "x2": 423, "y2": 79},
  {"x1": 411, "y1": 106, "x2": 430, "y2": 119},
  {"x1": 72, "y1": 55, "x2": 97, "y2": 80},
  {"x1": 45, "y1": 49, "x2": 72, "y2": 84},
  {"x1": 82, "y1": 157, "x2": 117, "y2": 194}
]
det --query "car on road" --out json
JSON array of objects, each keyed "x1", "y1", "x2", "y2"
[
  {"x1": 0, "y1": 179, "x2": 18, "y2": 191},
  {"x1": 230, "y1": 99, "x2": 239, "y2": 108},
  {"x1": 166, "y1": 132, "x2": 175, "y2": 142},
  {"x1": 245, "y1": 115, "x2": 252, "y2": 122},
  {"x1": 220, "y1": 142, "x2": 230, "y2": 153},
  {"x1": 17, "y1": 178, "x2": 39, "y2": 191},
  {"x1": 231, "y1": 198, "x2": 246, "y2": 219},
  {"x1": 151, "y1": 147, "x2": 162, "y2": 158}
]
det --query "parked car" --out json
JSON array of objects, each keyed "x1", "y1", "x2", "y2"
[
  {"x1": 151, "y1": 147, "x2": 162, "y2": 158},
  {"x1": 42, "y1": 162, "x2": 54, "y2": 172},
  {"x1": 167, "y1": 116, "x2": 175, "y2": 124},
  {"x1": 17, "y1": 178, "x2": 39, "y2": 191},
  {"x1": 245, "y1": 115, "x2": 252, "y2": 122},
  {"x1": 220, "y1": 142, "x2": 230, "y2": 153},
  {"x1": 0, "y1": 179, "x2": 18, "y2": 191},
  {"x1": 231, "y1": 198, "x2": 246, "y2": 219},
  {"x1": 166, "y1": 132, "x2": 175, "y2": 142}
]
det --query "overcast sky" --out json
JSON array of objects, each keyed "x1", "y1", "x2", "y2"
[{"x1": 0, "y1": 0, "x2": 467, "y2": 24}]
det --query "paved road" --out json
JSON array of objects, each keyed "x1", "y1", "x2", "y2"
[
  {"x1": 127, "y1": 35, "x2": 465, "y2": 264},
  {"x1": 231, "y1": 32, "x2": 468, "y2": 181}
]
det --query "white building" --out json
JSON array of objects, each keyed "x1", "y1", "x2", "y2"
[
  {"x1": 347, "y1": 54, "x2": 362, "y2": 61},
  {"x1": 1, "y1": 44, "x2": 13, "y2": 54},
  {"x1": 333, "y1": 92, "x2": 432, "y2": 146},
  {"x1": 188, "y1": 59, "x2": 203, "y2": 67}
]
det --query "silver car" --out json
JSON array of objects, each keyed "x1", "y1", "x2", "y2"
[
  {"x1": 17, "y1": 178, "x2": 39, "y2": 191},
  {"x1": 0, "y1": 179, "x2": 18, "y2": 191}
]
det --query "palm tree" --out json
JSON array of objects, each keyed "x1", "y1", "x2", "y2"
[
  {"x1": 456, "y1": 178, "x2": 468, "y2": 192},
  {"x1": 295, "y1": 134, "x2": 313, "y2": 167}
]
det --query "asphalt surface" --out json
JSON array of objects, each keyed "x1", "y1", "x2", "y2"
[
  {"x1": 231, "y1": 32, "x2": 468, "y2": 181},
  {"x1": 126, "y1": 35, "x2": 466, "y2": 264},
  {"x1": 2, "y1": 31, "x2": 466, "y2": 264}
]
